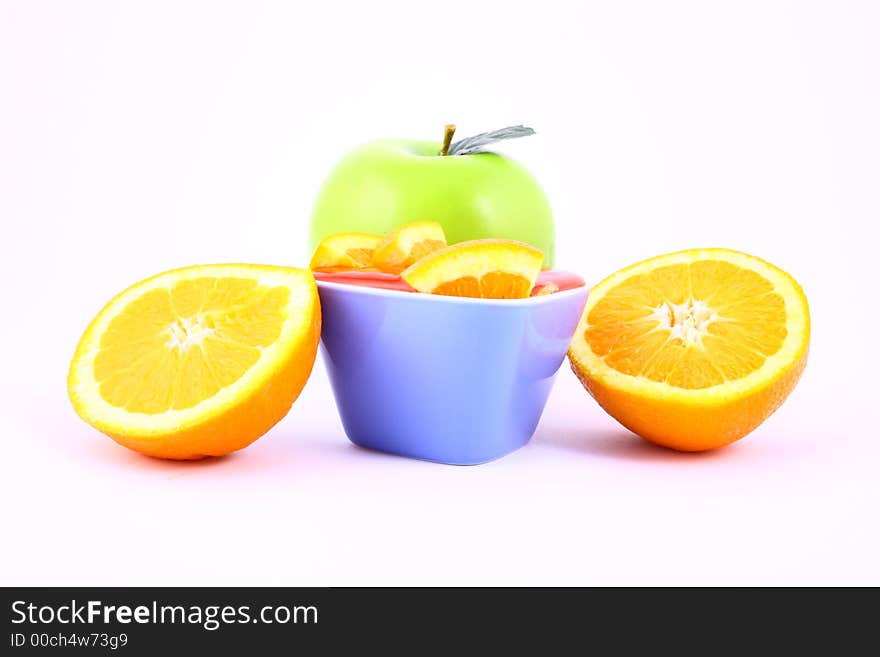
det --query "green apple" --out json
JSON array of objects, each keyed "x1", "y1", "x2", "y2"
[{"x1": 309, "y1": 125, "x2": 555, "y2": 265}]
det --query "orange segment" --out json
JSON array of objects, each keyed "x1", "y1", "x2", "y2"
[
  {"x1": 309, "y1": 232, "x2": 383, "y2": 272},
  {"x1": 401, "y1": 239, "x2": 544, "y2": 299},
  {"x1": 68, "y1": 264, "x2": 321, "y2": 459},
  {"x1": 568, "y1": 248, "x2": 809, "y2": 451},
  {"x1": 370, "y1": 221, "x2": 447, "y2": 274}
]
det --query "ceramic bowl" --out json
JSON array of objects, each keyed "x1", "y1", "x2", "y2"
[{"x1": 316, "y1": 281, "x2": 588, "y2": 465}]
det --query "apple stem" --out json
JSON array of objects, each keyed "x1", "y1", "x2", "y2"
[{"x1": 439, "y1": 124, "x2": 456, "y2": 156}]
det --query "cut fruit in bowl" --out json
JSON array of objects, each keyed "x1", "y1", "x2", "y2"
[
  {"x1": 67, "y1": 264, "x2": 321, "y2": 459},
  {"x1": 309, "y1": 232, "x2": 382, "y2": 272},
  {"x1": 401, "y1": 238, "x2": 544, "y2": 299},
  {"x1": 568, "y1": 248, "x2": 810, "y2": 452},
  {"x1": 532, "y1": 282, "x2": 560, "y2": 296},
  {"x1": 370, "y1": 221, "x2": 447, "y2": 274}
]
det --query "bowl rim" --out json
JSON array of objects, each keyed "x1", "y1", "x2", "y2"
[{"x1": 314, "y1": 279, "x2": 589, "y2": 306}]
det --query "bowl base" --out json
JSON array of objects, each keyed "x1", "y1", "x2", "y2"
[{"x1": 346, "y1": 435, "x2": 531, "y2": 466}]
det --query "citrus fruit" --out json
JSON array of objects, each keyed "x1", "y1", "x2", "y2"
[
  {"x1": 309, "y1": 232, "x2": 382, "y2": 272},
  {"x1": 68, "y1": 264, "x2": 321, "y2": 459},
  {"x1": 401, "y1": 239, "x2": 544, "y2": 299},
  {"x1": 370, "y1": 221, "x2": 447, "y2": 274},
  {"x1": 568, "y1": 248, "x2": 809, "y2": 451}
]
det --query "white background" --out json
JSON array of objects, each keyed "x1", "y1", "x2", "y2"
[{"x1": 1, "y1": 1, "x2": 878, "y2": 585}]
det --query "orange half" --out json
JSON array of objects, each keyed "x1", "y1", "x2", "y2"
[
  {"x1": 68, "y1": 264, "x2": 321, "y2": 459},
  {"x1": 401, "y1": 239, "x2": 544, "y2": 299},
  {"x1": 568, "y1": 248, "x2": 810, "y2": 451}
]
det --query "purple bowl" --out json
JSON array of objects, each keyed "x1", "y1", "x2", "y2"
[{"x1": 316, "y1": 281, "x2": 588, "y2": 465}]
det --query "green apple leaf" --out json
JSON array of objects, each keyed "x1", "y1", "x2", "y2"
[{"x1": 447, "y1": 125, "x2": 536, "y2": 156}]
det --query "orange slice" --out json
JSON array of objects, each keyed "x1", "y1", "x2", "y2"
[
  {"x1": 68, "y1": 264, "x2": 321, "y2": 459},
  {"x1": 309, "y1": 232, "x2": 382, "y2": 272},
  {"x1": 401, "y1": 239, "x2": 544, "y2": 299},
  {"x1": 568, "y1": 248, "x2": 810, "y2": 451},
  {"x1": 370, "y1": 221, "x2": 447, "y2": 274}
]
